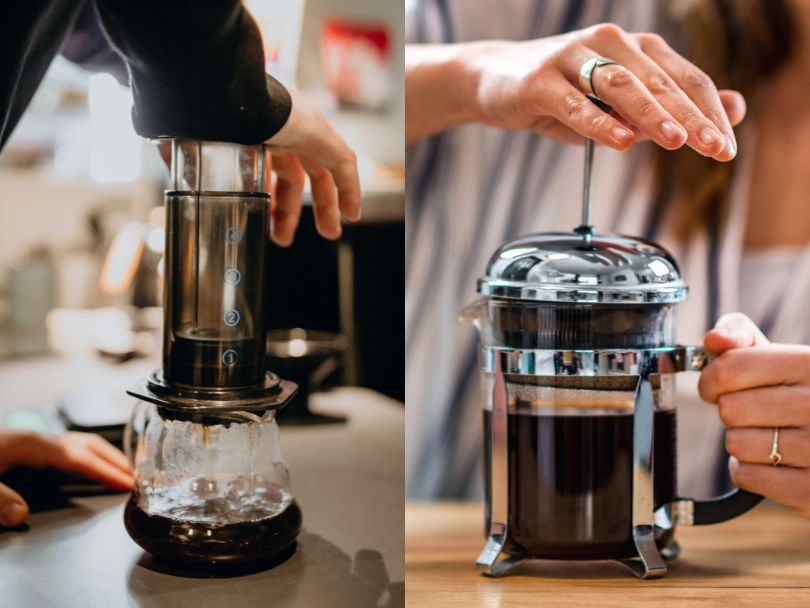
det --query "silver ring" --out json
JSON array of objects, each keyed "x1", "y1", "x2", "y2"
[
  {"x1": 769, "y1": 427, "x2": 782, "y2": 466},
  {"x1": 578, "y1": 57, "x2": 617, "y2": 100}
]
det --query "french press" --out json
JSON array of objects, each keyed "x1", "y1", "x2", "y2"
[
  {"x1": 124, "y1": 140, "x2": 301, "y2": 565},
  {"x1": 461, "y1": 138, "x2": 762, "y2": 579}
]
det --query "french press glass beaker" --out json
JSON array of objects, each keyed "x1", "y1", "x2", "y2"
[{"x1": 125, "y1": 140, "x2": 301, "y2": 565}]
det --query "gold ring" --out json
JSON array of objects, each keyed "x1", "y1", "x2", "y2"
[
  {"x1": 578, "y1": 57, "x2": 617, "y2": 100},
  {"x1": 769, "y1": 427, "x2": 782, "y2": 466}
]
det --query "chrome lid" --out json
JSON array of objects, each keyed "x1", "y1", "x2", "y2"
[{"x1": 478, "y1": 231, "x2": 688, "y2": 304}]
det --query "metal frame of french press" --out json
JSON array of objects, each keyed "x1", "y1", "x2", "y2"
[{"x1": 475, "y1": 345, "x2": 709, "y2": 579}]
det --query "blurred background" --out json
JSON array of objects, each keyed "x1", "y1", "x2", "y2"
[{"x1": 0, "y1": 0, "x2": 404, "y2": 437}]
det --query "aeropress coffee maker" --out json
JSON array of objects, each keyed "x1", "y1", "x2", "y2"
[
  {"x1": 124, "y1": 140, "x2": 302, "y2": 565},
  {"x1": 461, "y1": 135, "x2": 763, "y2": 579}
]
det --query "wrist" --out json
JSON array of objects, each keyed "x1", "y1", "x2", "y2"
[
  {"x1": 265, "y1": 85, "x2": 305, "y2": 148},
  {"x1": 406, "y1": 42, "x2": 485, "y2": 141},
  {"x1": 438, "y1": 42, "x2": 483, "y2": 125},
  {"x1": 451, "y1": 40, "x2": 499, "y2": 124}
]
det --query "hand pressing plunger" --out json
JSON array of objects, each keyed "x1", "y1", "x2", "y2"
[
  {"x1": 700, "y1": 313, "x2": 810, "y2": 519},
  {"x1": 0, "y1": 430, "x2": 133, "y2": 527}
]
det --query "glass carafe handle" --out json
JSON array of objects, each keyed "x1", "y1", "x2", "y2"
[{"x1": 671, "y1": 346, "x2": 764, "y2": 525}]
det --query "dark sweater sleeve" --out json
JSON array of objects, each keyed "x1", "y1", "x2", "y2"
[
  {"x1": 93, "y1": 0, "x2": 291, "y2": 144},
  {"x1": 61, "y1": 1, "x2": 128, "y2": 84}
]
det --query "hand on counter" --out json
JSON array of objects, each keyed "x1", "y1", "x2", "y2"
[
  {"x1": 699, "y1": 313, "x2": 810, "y2": 519},
  {"x1": 0, "y1": 431, "x2": 133, "y2": 527}
]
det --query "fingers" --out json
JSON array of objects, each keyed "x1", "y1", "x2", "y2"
[
  {"x1": 156, "y1": 140, "x2": 172, "y2": 168},
  {"x1": 704, "y1": 312, "x2": 770, "y2": 354},
  {"x1": 85, "y1": 434, "x2": 131, "y2": 474},
  {"x1": 719, "y1": 90, "x2": 746, "y2": 127},
  {"x1": 639, "y1": 33, "x2": 737, "y2": 160},
  {"x1": 559, "y1": 25, "x2": 740, "y2": 159},
  {"x1": 62, "y1": 450, "x2": 134, "y2": 491},
  {"x1": 321, "y1": 144, "x2": 362, "y2": 223},
  {"x1": 267, "y1": 89, "x2": 361, "y2": 226},
  {"x1": 541, "y1": 72, "x2": 636, "y2": 150},
  {"x1": 698, "y1": 345, "x2": 810, "y2": 403},
  {"x1": 298, "y1": 155, "x2": 342, "y2": 240},
  {"x1": 729, "y1": 457, "x2": 810, "y2": 513},
  {"x1": 607, "y1": 34, "x2": 731, "y2": 160},
  {"x1": 718, "y1": 385, "x2": 810, "y2": 428},
  {"x1": 47, "y1": 433, "x2": 133, "y2": 491},
  {"x1": 269, "y1": 150, "x2": 306, "y2": 247},
  {"x1": 726, "y1": 428, "x2": 810, "y2": 467},
  {"x1": 0, "y1": 481, "x2": 28, "y2": 527},
  {"x1": 556, "y1": 46, "x2": 686, "y2": 151}
]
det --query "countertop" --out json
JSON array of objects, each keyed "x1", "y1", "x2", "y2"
[
  {"x1": 0, "y1": 355, "x2": 403, "y2": 608},
  {"x1": 406, "y1": 501, "x2": 810, "y2": 607}
]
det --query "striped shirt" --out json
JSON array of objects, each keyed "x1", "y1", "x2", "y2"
[{"x1": 405, "y1": 0, "x2": 810, "y2": 500}]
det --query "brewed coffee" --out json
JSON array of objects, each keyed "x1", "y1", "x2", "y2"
[
  {"x1": 169, "y1": 334, "x2": 265, "y2": 388},
  {"x1": 124, "y1": 495, "x2": 302, "y2": 564},
  {"x1": 163, "y1": 191, "x2": 269, "y2": 389},
  {"x1": 483, "y1": 407, "x2": 676, "y2": 559}
]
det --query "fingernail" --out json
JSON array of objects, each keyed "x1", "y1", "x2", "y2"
[
  {"x1": 611, "y1": 127, "x2": 633, "y2": 143},
  {"x1": 659, "y1": 121, "x2": 682, "y2": 141},
  {"x1": 0, "y1": 503, "x2": 28, "y2": 527},
  {"x1": 725, "y1": 134, "x2": 736, "y2": 157},
  {"x1": 699, "y1": 127, "x2": 722, "y2": 147},
  {"x1": 714, "y1": 326, "x2": 731, "y2": 337}
]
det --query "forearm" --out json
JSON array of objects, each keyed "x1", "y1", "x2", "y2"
[{"x1": 405, "y1": 43, "x2": 480, "y2": 144}]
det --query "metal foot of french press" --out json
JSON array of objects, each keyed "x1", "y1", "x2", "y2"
[
  {"x1": 616, "y1": 525, "x2": 667, "y2": 579},
  {"x1": 476, "y1": 531, "x2": 525, "y2": 577}
]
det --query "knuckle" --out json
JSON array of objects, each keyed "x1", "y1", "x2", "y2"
[
  {"x1": 308, "y1": 165, "x2": 329, "y2": 180},
  {"x1": 708, "y1": 358, "x2": 734, "y2": 397},
  {"x1": 678, "y1": 110, "x2": 707, "y2": 131},
  {"x1": 587, "y1": 112, "x2": 612, "y2": 136},
  {"x1": 563, "y1": 94, "x2": 592, "y2": 120},
  {"x1": 603, "y1": 65, "x2": 635, "y2": 91},
  {"x1": 717, "y1": 394, "x2": 737, "y2": 426},
  {"x1": 637, "y1": 100, "x2": 662, "y2": 120},
  {"x1": 647, "y1": 72, "x2": 676, "y2": 96},
  {"x1": 637, "y1": 32, "x2": 667, "y2": 49},
  {"x1": 705, "y1": 109, "x2": 728, "y2": 127},
  {"x1": 593, "y1": 23, "x2": 627, "y2": 43},
  {"x1": 680, "y1": 67, "x2": 713, "y2": 91}
]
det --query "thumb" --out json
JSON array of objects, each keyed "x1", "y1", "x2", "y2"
[
  {"x1": 0, "y1": 481, "x2": 29, "y2": 527},
  {"x1": 704, "y1": 312, "x2": 769, "y2": 355}
]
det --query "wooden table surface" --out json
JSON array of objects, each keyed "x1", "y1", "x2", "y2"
[{"x1": 406, "y1": 502, "x2": 810, "y2": 607}]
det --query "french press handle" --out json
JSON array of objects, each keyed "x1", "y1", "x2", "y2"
[{"x1": 670, "y1": 346, "x2": 764, "y2": 526}]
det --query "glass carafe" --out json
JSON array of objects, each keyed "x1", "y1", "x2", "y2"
[
  {"x1": 462, "y1": 231, "x2": 763, "y2": 579},
  {"x1": 124, "y1": 403, "x2": 302, "y2": 564}
]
